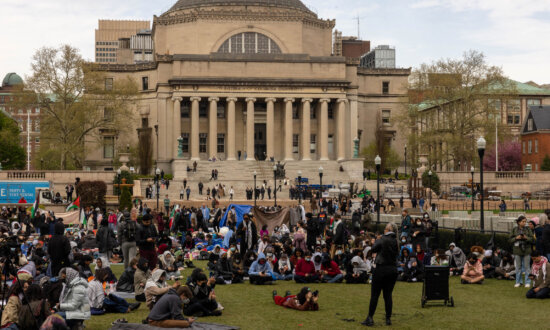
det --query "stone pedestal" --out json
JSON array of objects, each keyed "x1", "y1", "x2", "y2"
[
  {"x1": 339, "y1": 158, "x2": 365, "y2": 181},
  {"x1": 171, "y1": 160, "x2": 188, "y2": 180}
]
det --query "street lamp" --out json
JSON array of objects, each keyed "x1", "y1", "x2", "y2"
[
  {"x1": 477, "y1": 137, "x2": 486, "y2": 233},
  {"x1": 428, "y1": 170, "x2": 432, "y2": 209},
  {"x1": 297, "y1": 170, "x2": 302, "y2": 205},
  {"x1": 117, "y1": 168, "x2": 122, "y2": 204},
  {"x1": 470, "y1": 166, "x2": 475, "y2": 212},
  {"x1": 319, "y1": 166, "x2": 324, "y2": 199},
  {"x1": 404, "y1": 144, "x2": 407, "y2": 177},
  {"x1": 253, "y1": 170, "x2": 257, "y2": 207},
  {"x1": 273, "y1": 165, "x2": 277, "y2": 207},
  {"x1": 375, "y1": 155, "x2": 381, "y2": 224},
  {"x1": 155, "y1": 167, "x2": 161, "y2": 211}
]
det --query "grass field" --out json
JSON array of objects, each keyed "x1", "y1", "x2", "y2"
[{"x1": 86, "y1": 261, "x2": 548, "y2": 330}]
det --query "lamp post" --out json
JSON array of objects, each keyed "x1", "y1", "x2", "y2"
[
  {"x1": 404, "y1": 144, "x2": 407, "y2": 177},
  {"x1": 117, "y1": 168, "x2": 121, "y2": 204},
  {"x1": 477, "y1": 137, "x2": 486, "y2": 233},
  {"x1": 155, "y1": 168, "x2": 161, "y2": 211},
  {"x1": 273, "y1": 165, "x2": 277, "y2": 207},
  {"x1": 319, "y1": 166, "x2": 324, "y2": 199},
  {"x1": 253, "y1": 170, "x2": 257, "y2": 207},
  {"x1": 471, "y1": 166, "x2": 475, "y2": 212},
  {"x1": 375, "y1": 155, "x2": 381, "y2": 224},
  {"x1": 297, "y1": 170, "x2": 302, "y2": 205},
  {"x1": 428, "y1": 170, "x2": 432, "y2": 209}
]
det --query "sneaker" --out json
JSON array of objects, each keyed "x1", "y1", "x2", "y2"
[
  {"x1": 386, "y1": 317, "x2": 392, "y2": 326},
  {"x1": 210, "y1": 310, "x2": 222, "y2": 316},
  {"x1": 525, "y1": 283, "x2": 531, "y2": 288},
  {"x1": 285, "y1": 290, "x2": 292, "y2": 297},
  {"x1": 514, "y1": 283, "x2": 521, "y2": 288},
  {"x1": 129, "y1": 302, "x2": 141, "y2": 311},
  {"x1": 461, "y1": 279, "x2": 468, "y2": 284},
  {"x1": 361, "y1": 316, "x2": 374, "y2": 327},
  {"x1": 272, "y1": 290, "x2": 277, "y2": 299}
]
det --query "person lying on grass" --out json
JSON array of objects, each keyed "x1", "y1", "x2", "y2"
[
  {"x1": 272, "y1": 287, "x2": 319, "y2": 311},
  {"x1": 526, "y1": 250, "x2": 550, "y2": 299},
  {"x1": 461, "y1": 254, "x2": 484, "y2": 284},
  {"x1": 147, "y1": 285, "x2": 196, "y2": 328}
]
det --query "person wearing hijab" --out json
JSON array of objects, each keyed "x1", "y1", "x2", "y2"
[
  {"x1": 117, "y1": 257, "x2": 138, "y2": 293},
  {"x1": 346, "y1": 256, "x2": 370, "y2": 284},
  {"x1": 95, "y1": 257, "x2": 117, "y2": 283},
  {"x1": 145, "y1": 269, "x2": 180, "y2": 310},
  {"x1": 48, "y1": 222, "x2": 71, "y2": 277},
  {"x1": 87, "y1": 268, "x2": 140, "y2": 315},
  {"x1": 57, "y1": 267, "x2": 90, "y2": 328},
  {"x1": 159, "y1": 251, "x2": 181, "y2": 280},
  {"x1": 134, "y1": 258, "x2": 151, "y2": 302},
  {"x1": 526, "y1": 250, "x2": 550, "y2": 299}
]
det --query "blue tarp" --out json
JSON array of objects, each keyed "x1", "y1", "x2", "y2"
[{"x1": 219, "y1": 204, "x2": 253, "y2": 228}]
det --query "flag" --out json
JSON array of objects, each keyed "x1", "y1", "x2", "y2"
[
  {"x1": 66, "y1": 197, "x2": 80, "y2": 212},
  {"x1": 80, "y1": 208, "x2": 87, "y2": 227},
  {"x1": 168, "y1": 204, "x2": 179, "y2": 231},
  {"x1": 31, "y1": 192, "x2": 40, "y2": 218}
]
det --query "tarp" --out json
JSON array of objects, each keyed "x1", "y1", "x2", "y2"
[
  {"x1": 252, "y1": 207, "x2": 291, "y2": 234},
  {"x1": 53, "y1": 210, "x2": 80, "y2": 225},
  {"x1": 219, "y1": 204, "x2": 253, "y2": 228},
  {"x1": 110, "y1": 322, "x2": 239, "y2": 330}
]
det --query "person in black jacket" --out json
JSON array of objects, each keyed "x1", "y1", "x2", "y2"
[
  {"x1": 237, "y1": 213, "x2": 258, "y2": 261},
  {"x1": 136, "y1": 214, "x2": 158, "y2": 270},
  {"x1": 214, "y1": 252, "x2": 238, "y2": 284},
  {"x1": 305, "y1": 213, "x2": 318, "y2": 251},
  {"x1": 330, "y1": 214, "x2": 346, "y2": 258},
  {"x1": 117, "y1": 257, "x2": 137, "y2": 293},
  {"x1": 96, "y1": 218, "x2": 117, "y2": 260},
  {"x1": 362, "y1": 222, "x2": 399, "y2": 327},
  {"x1": 47, "y1": 222, "x2": 70, "y2": 277}
]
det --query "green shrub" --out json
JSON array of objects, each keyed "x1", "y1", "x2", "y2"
[
  {"x1": 422, "y1": 171, "x2": 441, "y2": 195},
  {"x1": 119, "y1": 186, "x2": 133, "y2": 212},
  {"x1": 113, "y1": 170, "x2": 134, "y2": 195}
]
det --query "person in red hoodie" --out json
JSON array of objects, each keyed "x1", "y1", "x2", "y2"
[
  {"x1": 294, "y1": 251, "x2": 319, "y2": 283},
  {"x1": 320, "y1": 253, "x2": 343, "y2": 283}
]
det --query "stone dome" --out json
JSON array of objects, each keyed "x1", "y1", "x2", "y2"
[
  {"x1": 2, "y1": 73, "x2": 23, "y2": 87},
  {"x1": 167, "y1": 0, "x2": 312, "y2": 14}
]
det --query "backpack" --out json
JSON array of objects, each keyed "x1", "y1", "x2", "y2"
[
  {"x1": 19, "y1": 299, "x2": 48, "y2": 330},
  {"x1": 123, "y1": 220, "x2": 137, "y2": 241}
]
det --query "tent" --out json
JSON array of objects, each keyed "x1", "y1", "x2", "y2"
[
  {"x1": 219, "y1": 204, "x2": 292, "y2": 234},
  {"x1": 219, "y1": 204, "x2": 253, "y2": 228}
]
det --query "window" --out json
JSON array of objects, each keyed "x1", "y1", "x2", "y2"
[
  {"x1": 181, "y1": 101, "x2": 190, "y2": 118},
  {"x1": 508, "y1": 115, "x2": 520, "y2": 125},
  {"x1": 218, "y1": 32, "x2": 282, "y2": 54},
  {"x1": 382, "y1": 110, "x2": 391, "y2": 124},
  {"x1": 292, "y1": 104, "x2": 299, "y2": 119},
  {"x1": 34, "y1": 119, "x2": 40, "y2": 132},
  {"x1": 142, "y1": 76, "x2": 148, "y2": 90},
  {"x1": 310, "y1": 134, "x2": 316, "y2": 154},
  {"x1": 199, "y1": 133, "x2": 207, "y2": 153},
  {"x1": 199, "y1": 102, "x2": 207, "y2": 118},
  {"x1": 310, "y1": 107, "x2": 316, "y2": 119},
  {"x1": 535, "y1": 139, "x2": 538, "y2": 153},
  {"x1": 181, "y1": 133, "x2": 189, "y2": 153},
  {"x1": 527, "y1": 99, "x2": 541, "y2": 106},
  {"x1": 523, "y1": 141, "x2": 526, "y2": 154},
  {"x1": 35, "y1": 107, "x2": 40, "y2": 113},
  {"x1": 35, "y1": 137, "x2": 40, "y2": 143},
  {"x1": 528, "y1": 118, "x2": 533, "y2": 131},
  {"x1": 507, "y1": 99, "x2": 521, "y2": 111},
  {"x1": 328, "y1": 103, "x2": 334, "y2": 119},
  {"x1": 382, "y1": 81, "x2": 390, "y2": 94},
  {"x1": 217, "y1": 134, "x2": 225, "y2": 153},
  {"x1": 105, "y1": 78, "x2": 113, "y2": 91},
  {"x1": 528, "y1": 140, "x2": 532, "y2": 154},
  {"x1": 293, "y1": 134, "x2": 299, "y2": 153},
  {"x1": 103, "y1": 136, "x2": 114, "y2": 158},
  {"x1": 217, "y1": 104, "x2": 225, "y2": 119},
  {"x1": 488, "y1": 99, "x2": 502, "y2": 110}
]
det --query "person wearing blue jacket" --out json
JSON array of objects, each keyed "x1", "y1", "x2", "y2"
[{"x1": 248, "y1": 253, "x2": 274, "y2": 285}]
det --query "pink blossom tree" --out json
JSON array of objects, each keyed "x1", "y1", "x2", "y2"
[{"x1": 483, "y1": 141, "x2": 522, "y2": 171}]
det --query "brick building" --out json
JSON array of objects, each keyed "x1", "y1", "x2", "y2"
[
  {"x1": 521, "y1": 105, "x2": 550, "y2": 171},
  {"x1": 0, "y1": 73, "x2": 41, "y2": 170}
]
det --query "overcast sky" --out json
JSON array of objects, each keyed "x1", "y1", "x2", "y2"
[{"x1": 2, "y1": 0, "x2": 549, "y2": 84}]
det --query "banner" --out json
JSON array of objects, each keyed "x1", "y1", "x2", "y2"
[{"x1": 54, "y1": 210, "x2": 81, "y2": 225}]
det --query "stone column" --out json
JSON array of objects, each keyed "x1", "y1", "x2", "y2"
[
  {"x1": 265, "y1": 98, "x2": 276, "y2": 160},
  {"x1": 226, "y1": 97, "x2": 237, "y2": 160},
  {"x1": 190, "y1": 97, "x2": 201, "y2": 160},
  {"x1": 284, "y1": 98, "x2": 295, "y2": 160},
  {"x1": 349, "y1": 97, "x2": 358, "y2": 158},
  {"x1": 246, "y1": 97, "x2": 256, "y2": 161},
  {"x1": 157, "y1": 98, "x2": 167, "y2": 161},
  {"x1": 337, "y1": 98, "x2": 347, "y2": 161},
  {"x1": 301, "y1": 98, "x2": 313, "y2": 160},
  {"x1": 172, "y1": 97, "x2": 182, "y2": 158},
  {"x1": 208, "y1": 97, "x2": 219, "y2": 159},
  {"x1": 319, "y1": 98, "x2": 330, "y2": 160},
  {"x1": 165, "y1": 98, "x2": 174, "y2": 160}
]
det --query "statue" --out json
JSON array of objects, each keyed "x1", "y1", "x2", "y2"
[
  {"x1": 177, "y1": 136, "x2": 184, "y2": 158},
  {"x1": 353, "y1": 137, "x2": 360, "y2": 158},
  {"x1": 275, "y1": 161, "x2": 286, "y2": 179}
]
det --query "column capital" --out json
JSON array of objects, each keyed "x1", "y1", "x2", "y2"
[
  {"x1": 208, "y1": 97, "x2": 220, "y2": 102},
  {"x1": 171, "y1": 97, "x2": 183, "y2": 102},
  {"x1": 302, "y1": 98, "x2": 313, "y2": 103},
  {"x1": 226, "y1": 97, "x2": 238, "y2": 102},
  {"x1": 319, "y1": 98, "x2": 331, "y2": 103},
  {"x1": 190, "y1": 96, "x2": 201, "y2": 102},
  {"x1": 265, "y1": 97, "x2": 277, "y2": 103},
  {"x1": 337, "y1": 98, "x2": 348, "y2": 104},
  {"x1": 245, "y1": 97, "x2": 257, "y2": 103},
  {"x1": 284, "y1": 98, "x2": 295, "y2": 103}
]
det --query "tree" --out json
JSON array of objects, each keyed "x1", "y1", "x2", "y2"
[
  {"x1": 76, "y1": 181, "x2": 106, "y2": 210},
  {"x1": 482, "y1": 141, "x2": 522, "y2": 171},
  {"x1": 119, "y1": 187, "x2": 132, "y2": 212},
  {"x1": 399, "y1": 50, "x2": 516, "y2": 171},
  {"x1": 541, "y1": 155, "x2": 550, "y2": 171},
  {"x1": 13, "y1": 45, "x2": 138, "y2": 169},
  {"x1": 421, "y1": 171, "x2": 441, "y2": 195},
  {"x1": 361, "y1": 113, "x2": 401, "y2": 173},
  {"x1": 0, "y1": 111, "x2": 26, "y2": 169}
]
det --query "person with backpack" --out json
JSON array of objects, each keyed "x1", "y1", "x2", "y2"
[
  {"x1": 117, "y1": 210, "x2": 138, "y2": 269},
  {"x1": 96, "y1": 218, "x2": 117, "y2": 262},
  {"x1": 19, "y1": 284, "x2": 51, "y2": 330}
]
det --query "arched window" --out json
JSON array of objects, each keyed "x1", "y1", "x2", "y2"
[{"x1": 218, "y1": 32, "x2": 282, "y2": 54}]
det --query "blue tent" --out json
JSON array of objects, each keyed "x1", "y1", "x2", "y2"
[{"x1": 219, "y1": 204, "x2": 253, "y2": 228}]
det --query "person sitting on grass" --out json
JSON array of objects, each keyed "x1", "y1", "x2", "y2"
[
  {"x1": 345, "y1": 256, "x2": 370, "y2": 284},
  {"x1": 320, "y1": 253, "x2": 343, "y2": 283},
  {"x1": 230, "y1": 253, "x2": 245, "y2": 283},
  {"x1": 446, "y1": 243, "x2": 466, "y2": 275},
  {"x1": 56, "y1": 267, "x2": 91, "y2": 329},
  {"x1": 116, "y1": 257, "x2": 138, "y2": 293},
  {"x1": 134, "y1": 258, "x2": 151, "y2": 302},
  {"x1": 461, "y1": 254, "x2": 484, "y2": 284},
  {"x1": 526, "y1": 250, "x2": 550, "y2": 299},
  {"x1": 214, "y1": 251, "x2": 236, "y2": 284},
  {"x1": 95, "y1": 257, "x2": 117, "y2": 283},
  {"x1": 248, "y1": 253, "x2": 274, "y2": 285},
  {"x1": 186, "y1": 272, "x2": 221, "y2": 317},
  {"x1": 87, "y1": 268, "x2": 141, "y2": 315},
  {"x1": 273, "y1": 253, "x2": 294, "y2": 281},
  {"x1": 431, "y1": 249, "x2": 450, "y2": 266},
  {"x1": 272, "y1": 287, "x2": 319, "y2": 311},
  {"x1": 147, "y1": 286, "x2": 196, "y2": 328},
  {"x1": 77, "y1": 255, "x2": 94, "y2": 280},
  {"x1": 495, "y1": 251, "x2": 516, "y2": 280},
  {"x1": 481, "y1": 250, "x2": 500, "y2": 279},
  {"x1": 294, "y1": 251, "x2": 319, "y2": 283},
  {"x1": 145, "y1": 269, "x2": 180, "y2": 310},
  {"x1": 159, "y1": 251, "x2": 181, "y2": 280}
]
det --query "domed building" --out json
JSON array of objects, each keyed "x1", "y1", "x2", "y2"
[{"x1": 88, "y1": 0, "x2": 410, "y2": 183}]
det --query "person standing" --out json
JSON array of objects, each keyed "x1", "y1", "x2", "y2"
[
  {"x1": 117, "y1": 210, "x2": 138, "y2": 269},
  {"x1": 186, "y1": 187, "x2": 191, "y2": 201},
  {"x1": 510, "y1": 215, "x2": 535, "y2": 287},
  {"x1": 229, "y1": 186, "x2": 234, "y2": 201},
  {"x1": 183, "y1": 179, "x2": 187, "y2": 189},
  {"x1": 164, "y1": 195, "x2": 171, "y2": 214},
  {"x1": 48, "y1": 222, "x2": 71, "y2": 277},
  {"x1": 362, "y1": 223, "x2": 399, "y2": 327},
  {"x1": 198, "y1": 182, "x2": 203, "y2": 195},
  {"x1": 137, "y1": 214, "x2": 159, "y2": 270},
  {"x1": 237, "y1": 213, "x2": 258, "y2": 260}
]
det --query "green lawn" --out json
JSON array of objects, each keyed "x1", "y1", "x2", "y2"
[{"x1": 86, "y1": 262, "x2": 548, "y2": 330}]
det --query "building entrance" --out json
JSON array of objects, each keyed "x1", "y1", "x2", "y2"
[{"x1": 254, "y1": 123, "x2": 267, "y2": 160}]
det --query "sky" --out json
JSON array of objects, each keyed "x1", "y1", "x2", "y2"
[{"x1": 1, "y1": 0, "x2": 550, "y2": 84}]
